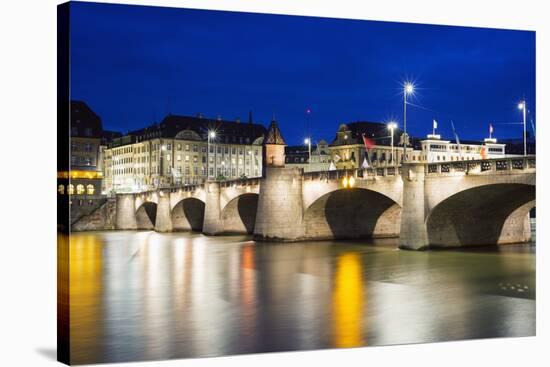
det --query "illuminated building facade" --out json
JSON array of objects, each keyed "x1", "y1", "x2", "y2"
[
  {"x1": 285, "y1": 140, "x2": 331, "y2": 172},
  {"x1": 328, "y1": 122, "x2": 506, "y2": 170},
  {"x1": 103, "y1": 114, "x2": 267, "y2": 193}
]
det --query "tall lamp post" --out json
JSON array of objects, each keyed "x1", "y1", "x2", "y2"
[
  {"x1": 387, "y1": 122, "x2": 397, "y2": 166},
  {"x1": 518, "y1": 100, "x2": 527, "y2": 156},
  {"x1": 403, "y1": 82, "x2": 414, "y2": 162},
  {"x1": 304, "y1": 137, "x2": 311, "y2": 172},
  {"x1": 207, "y1": 131, "x2": 216, "y2": 181},
  {"x1": 160, "y1": 144, "x2": 166, "y2": 188}
]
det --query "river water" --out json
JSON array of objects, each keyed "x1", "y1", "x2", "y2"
[{"x1": 62, "y1": 226, "x2": 535, "y2": 364}]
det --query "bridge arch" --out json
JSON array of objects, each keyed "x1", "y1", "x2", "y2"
[
  {"x1": 221, "y1": 193, "x2": 259, "y2": 234},
  {"x1": 135, "y1": 201, "x2": 157, "y2": 230},
  {"x1": 303, "y1": 188, "x2": 401, "y2": 240},
  {"x1": 426, "y1": 183, "x2": 535, "y2": 247},
  {"x1": 171, "y1": 197, "x2": 205, "y2": 232}
]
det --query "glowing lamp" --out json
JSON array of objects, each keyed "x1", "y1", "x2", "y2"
[{"x1": 342, "y1": 176, "x2": 348, "y2": 188}]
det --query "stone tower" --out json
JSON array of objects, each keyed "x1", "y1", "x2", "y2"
[
  {"x1": 264, "y1": 118, "x2": 286, "y2": 167},
  {"x1": 254, "y1": 118, "x2": 305, "y2": 241}
]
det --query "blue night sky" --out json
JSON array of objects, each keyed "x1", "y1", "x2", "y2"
[{"x1": 70, "y1": 1, "x2": 536, "y2": 145}]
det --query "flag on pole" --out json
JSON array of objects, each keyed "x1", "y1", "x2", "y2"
[
  {"x1": 433, "y1": 120, "x2": 438, "y2": 129},
  {"x1": 362, "y1": 133, "x2": 375, "y2": 151},
  {"x1": 489, "y1": 123, "x2": 494, "y2": 134},
  {"x1": 451, "y1": 120, "x2": 462, "y2": 159}
]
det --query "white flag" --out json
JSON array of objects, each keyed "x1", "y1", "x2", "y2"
[{"x1": 433, "y1": 119, "x2": 438, "y2": 129}]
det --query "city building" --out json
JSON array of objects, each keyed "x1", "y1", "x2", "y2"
[
  {"x1": 103, "y1": 114, "x2": 267, "y2": 193},
  {"x1": 57, "y1": 101, "x2": 104, "y2": 196},
  {"x1": 285, "y1": 140, "x2": 331, "y2": 172},
  {"x1": 327, "y1": 121, "x2": 506, "y2": 170},
  {"x1": 57, "y1": 101, "x2": 112, "y2": 225}
]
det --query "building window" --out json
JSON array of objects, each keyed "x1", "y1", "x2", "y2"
[
  {"x1": 76, "y1": 184, "x2": 85, "y2": 195},
  {"x1": 217, "y1": 146, "x2": 222, "y2": 154},
  {"x1": 58, "y1": 185, "x2": 65, "y2": 195},
  {"x1": 193, "y1": 145, "x2": 198, "y2": 152},
  {"x1": 186, "y1": 144, "x2": 190, "y2": 151},
  {"x1": 177, "y1": 155, "x2": 181, "y2": 161},
  {"x1": 177, "y1": 144, "x2": 182, "y2": 150},
  {"x1": 86, "y1": 184, "x2": 95, "y2": 195},
  {"x1": 67, "y1": 184, "x2": 74, "y2": 195}
]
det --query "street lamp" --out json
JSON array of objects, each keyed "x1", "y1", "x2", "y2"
[
  {"x1": 160, "y1": 144, "x2": 166, "y2": 187},
  {"x1": 403, "y1": 82, "x2": 414, "y2": 162},
  {"x1": 387, "y1": 122, "x2": 398, "y2": 166},
  {"x1": 304, "y1": 138, "x2": 311, "y2": 172},
  {"x1": 207, "y1": 130, "x2": 216, "y2": 180},
  {"x1": 518, "y1": 100, "x2": 527, "y2": 156}
]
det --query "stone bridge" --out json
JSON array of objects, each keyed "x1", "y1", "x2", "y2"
[
  {"x1": 111, "y1": 156, "x2": 535, "y2": 250},
  {"x1": 116, "y1": 178, "x2": 261, "y2": 235}
]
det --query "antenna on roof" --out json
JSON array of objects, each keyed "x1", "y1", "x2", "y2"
[{"x1": 248, "y1": 110, "x2": 253, "y2": 124}]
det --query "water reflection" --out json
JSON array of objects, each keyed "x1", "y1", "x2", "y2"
[
  {"x1": 332, "y1": 252, "x2": 364, "y2": 348},
  {"x1": 63, "y1": 232, "x2": 536, "y2": 364}
]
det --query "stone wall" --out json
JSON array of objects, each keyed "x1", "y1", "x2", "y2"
[
  {"x1": 254, "y1": 167, "x2": 305, "y2": 241},
  {"x1": 72, "y1": 198, "x2": 116, "y2": 231}
]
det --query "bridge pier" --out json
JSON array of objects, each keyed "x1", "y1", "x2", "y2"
[
  {"x1": 254, "y1": 167, "x2": 305, "y2": 241},
  {"x1": 203, "y1": 181, "x2": 224, "y2": 235},
  {"x1": 154, "y1": 191, "x2": 173, "y2": 232},
  {"x1": 399, "y1": 163, "x2": 429, "y2": 250},
  {"x1": 115, "y1": 194, "x2": 137, "y2": 230}
]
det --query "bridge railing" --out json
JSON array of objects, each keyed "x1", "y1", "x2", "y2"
[
  {"x1": 302, "y1": 166, "x2": 402, "y2": 181},
  {"x1": 425, "y1": 156, "x2": 536, "y2": 176}
]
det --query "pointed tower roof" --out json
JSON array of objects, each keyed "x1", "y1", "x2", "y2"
[{"x1": 265, "y1": 119, "x2": 286, "y2": 145}]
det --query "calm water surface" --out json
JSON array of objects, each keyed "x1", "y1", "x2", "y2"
[{"x1": 63, "y1": 228, "x2": 535, "y2": 364}]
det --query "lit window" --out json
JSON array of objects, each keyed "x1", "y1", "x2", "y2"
[
  {"x1": 58, "y1": 185, "x2": 65, "y2": 195},
  {"x1": 86, "y1": 184, "x2": 95, "y2": 195},
  {"x1": 67, "y1": 184, "x2": 74, "y2": 195},
  {"x1": 76, "y1": 184, "x2": 85, "y2": 195}
]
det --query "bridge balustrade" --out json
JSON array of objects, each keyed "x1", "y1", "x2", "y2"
[
  {"x1": 302, "y1": 166, "x2": 401, "y2": 182},
  {"x1": 426, "y1": 156, "x2": 536, "y2": 176}
]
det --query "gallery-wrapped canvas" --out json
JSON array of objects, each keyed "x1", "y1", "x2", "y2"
[{"x1": 57, "y1": 1, "x2": 536, "y2": 365}]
